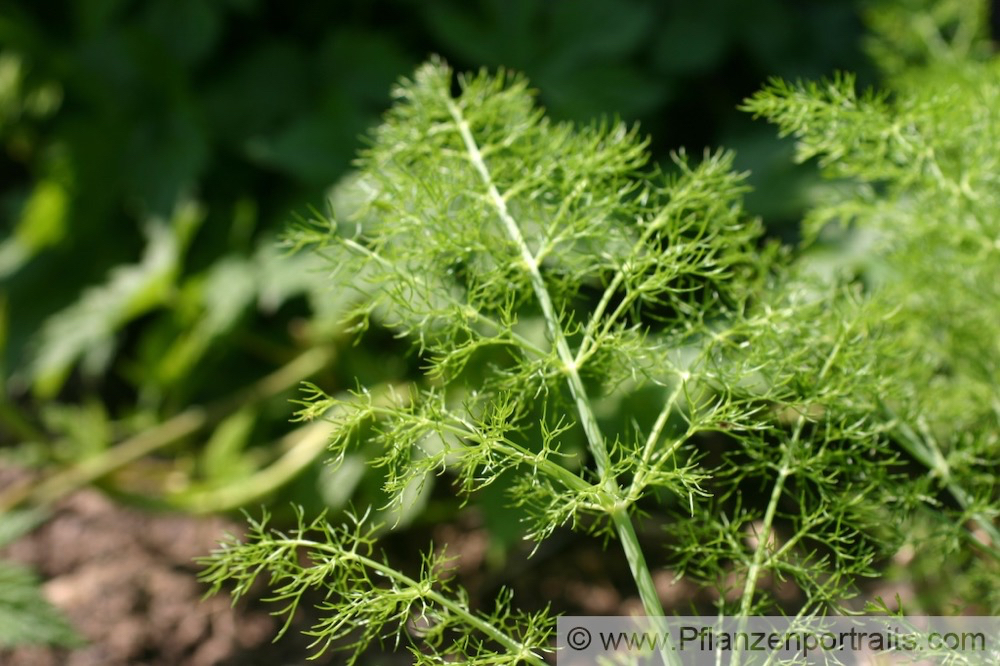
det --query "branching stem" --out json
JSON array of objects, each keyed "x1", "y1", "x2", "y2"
[
  {"x1": 279, "y1": 537, "x2": 549, "y2": 666},
  {"x1": 446, "y1": 96, "x2": 680, "y2": 665}
]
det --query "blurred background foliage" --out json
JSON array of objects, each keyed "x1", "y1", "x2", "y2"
[{"x1": 0, "y1": 0, "x2": 876, "y2": 542}]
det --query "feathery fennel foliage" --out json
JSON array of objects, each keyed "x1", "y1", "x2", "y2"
[
  {"x1": 743, "y1": 5, "x2": 1000, "y2": 583},
  {"x1": 201, "y1": 15, "x2": 1000, "y2": 658}
]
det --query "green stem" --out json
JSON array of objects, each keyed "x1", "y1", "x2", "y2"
[
  {"x1": 730, "y1": 419, "x2": 802, "y2": 666},
  {"x1": 447, "y1": 95, "x2": 680, "y2": 665},
  {"x1": 0, "y1": 346, "x2": 334, "y2": 512},
  {"x1": 737, "y1": 451, "x2": 792, "y2": 620},
  {"x1": 172, "y1": 383, "x2": 399, "y2": 513},
  {"x1": 881, "y1": 400, "x2": 1000, "y2": 560},
  {"x1": 283, "y1": 538, "x2": 549, "y2": 666},
  {"x1": 173, "y1": 421, "x2": 332, "y2": 513},
  {"x1": 444, "y1": 422, "x2": 597, "y2": 496},
  {"x1": 358, "y1": 402, "x2": 596, "y2": 500},
  {"x1": 341, "y1": 238, "x2": 547, "y2": 358},
  {"x1": 628, "y1": 379, "x2": 687, "y2": 499},
  {"x1": 446, "y1": 98, "x2": 614, "y2": 482}
]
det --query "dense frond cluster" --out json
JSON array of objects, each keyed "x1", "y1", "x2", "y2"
[
  {"x1": 296, "y1": 58, "x2": 768, "y2": 542},
  {"x1": 203, "y1": 7, "x2": 1000, "y2": 658},
  {"x1": 741, "y1": 1, "x2": 1000, "y2": 600}
]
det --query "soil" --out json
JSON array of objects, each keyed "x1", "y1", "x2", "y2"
[
  {"x1": 0, "y1": 470, "x2": 820, "y2": 665},
  {"x1": 0, "y1": 479, "x2": 706, "y2": 665},
  {"x1": 0, "y1": 486, "x2": 292, "y2": 666}
]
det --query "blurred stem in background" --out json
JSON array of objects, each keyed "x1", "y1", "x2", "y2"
[{"x1": 0, "y1": 346, "x2": 334, "y2": 513}]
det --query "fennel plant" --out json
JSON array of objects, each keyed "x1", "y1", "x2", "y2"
[{"x1": 200, "y1": 3, "x2": 1000, "y2": 660}]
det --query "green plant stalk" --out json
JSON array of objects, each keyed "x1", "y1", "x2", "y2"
[
  {"x1": 0, "y1": 346, "x2": 334, "y2": 512},
  {"x1": 882, "y1": 401, "x2": 1000, "y2": 560},
  {"x1": 734, "y1": 334, "x2": 850, "y2": 664},
  {"x1": 173, "y1": 383, "x2": 409, "y2": 513},
  {"x1": 729, "y1": 423, "x2": 800, "y2": 666},
  {"x1": 628, "y1": 379, "x2": 687, "y2": 501},
  {"x1": 447, "y1": 98, "x2": 681, "y2": 665},
  {"x1": 737, "y1": 432, "x2": 797, "y2": 620},
  {"x1": 574, "y1": 202, "x2": 677, "y2": 367},
  {"x1": 171, "y1": 420, "x2": 333, "y2": 513},
  {"x1": 369, "y1": 406, "x2": 598, "y2": 497},
  {"x1": 340, "y1": 237, "x2": 549, "y2": 358},
  {"x1": 278, "y1": 537, "x2": 549, "y2": 666}
]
